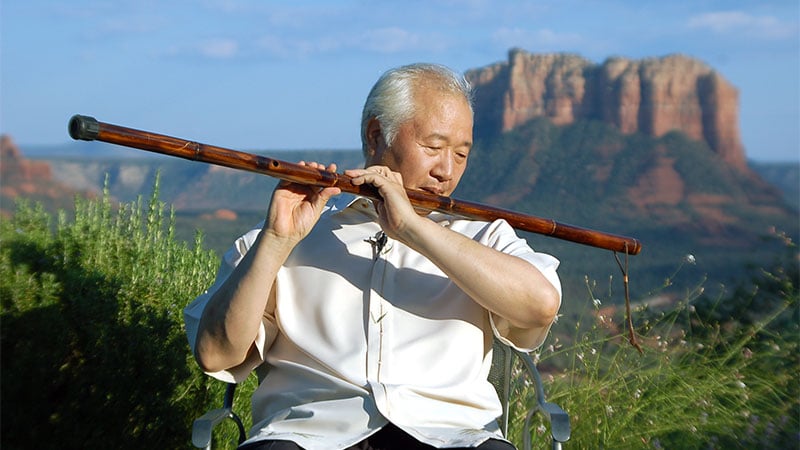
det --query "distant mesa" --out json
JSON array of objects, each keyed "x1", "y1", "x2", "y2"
[
  {"x1": 201, "y1": 209, "x2": 238, "y2": 221},
  {"x1": 1, "y1": 134, "x2": 93, "y2": 216},
  {"x1": 1, "y1": 134, "x2": 53, "y2": 181},
  {"x1": 466, "y1": 49, "x2": 747, "y2": 171}
]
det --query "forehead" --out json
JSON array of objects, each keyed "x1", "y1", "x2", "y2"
[{"x1": 408, "y1": 85, "x2": 473, "y2": 134}]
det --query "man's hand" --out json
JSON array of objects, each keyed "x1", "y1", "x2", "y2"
[
  {"x1": 346, "y1": 165, "x2": 423, "y2": 242},
  {"x1": 196, "y1": 161, "x2": 341, "y2": 373},
  {"x1": 266, "y1": 161, "x2": 342, "y2": 243}
]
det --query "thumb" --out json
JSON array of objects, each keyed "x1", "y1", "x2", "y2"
[{"x1": 314, "y1": 186, "x2": 341, "y2": 209}]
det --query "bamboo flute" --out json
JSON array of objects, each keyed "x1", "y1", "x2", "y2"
[{"x1": 68, "y1": 114, "x2": 642, "y2": 255}]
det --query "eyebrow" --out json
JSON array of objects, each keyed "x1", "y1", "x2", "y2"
[{"x1": 423, "y1": 133, "x2": 472, "y2": 148}]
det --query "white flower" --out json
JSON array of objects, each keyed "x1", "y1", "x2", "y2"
[{"x1": 684, "y1": 254, "x2": 696, "y2": 264}]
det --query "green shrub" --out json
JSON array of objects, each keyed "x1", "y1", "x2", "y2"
[{"x1": 0, "y1": 182, "x2": 252, "y2": 449}]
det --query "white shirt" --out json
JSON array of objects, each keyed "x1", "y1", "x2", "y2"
[{"x1": 184, "y1": 194, "x2": 561, "y2": 449}]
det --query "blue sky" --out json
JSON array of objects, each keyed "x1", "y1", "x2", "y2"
[{"x1": 1, "y1": 0, "x2": 798, "y2": 162}]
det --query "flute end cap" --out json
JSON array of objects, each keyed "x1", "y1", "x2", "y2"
[{"x1": 68, "y1": 115, "x2": 100, "y2": 141}]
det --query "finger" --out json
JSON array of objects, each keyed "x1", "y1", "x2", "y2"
[{"x1": 302, "y1": 161, "x2": 339, "y2": 173}]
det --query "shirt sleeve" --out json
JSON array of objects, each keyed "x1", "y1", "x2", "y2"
[
  {"x1": 183, "y1": 225, "x2": 278, "y2": 383},
  {"x1": 476, "y1": 219, "x2": 562, "y2": 352}
]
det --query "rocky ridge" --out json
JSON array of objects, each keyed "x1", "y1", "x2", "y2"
[
  {"x1": 1, "y1": 135, "x2": 91, "y2": 216},
  {"x1": 466, "y1": 49, "x2": 746, "y2": 171}
]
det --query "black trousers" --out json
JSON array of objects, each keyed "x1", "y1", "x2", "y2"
[{"x1": 238, "y1": 423, "x2": 516, "y2": 450}]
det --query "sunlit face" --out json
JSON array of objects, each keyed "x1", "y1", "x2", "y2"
[{"x1": 365, "y1": 84, "x2": 473, "y2": 197}]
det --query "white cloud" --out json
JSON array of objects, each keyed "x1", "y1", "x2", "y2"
[
  {"x1": 360, "y1": 27, "x2": 448, "y2": 53},
  {"x1": 492, "y1": 27, "x2": 584, "y2": 50},
  {"x1": 253, "y1": 27, "x2": 450, "y2": 59},
  {"x1": 255, "y1": 35, "x2": 340, "y2": 59},
  {"x1": 687, "y1": 11, "x2": 797, "y2": 40},
  {"x1": 198, "y1": 38, "x2": 240, "y2": 59}
]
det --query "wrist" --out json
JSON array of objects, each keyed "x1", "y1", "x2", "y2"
[
  {"x1": 258, "y1": 225, "x2": 301, "y2": 254},
  {"x1": 395, "y1": 214, "x2": 438, "y2": 248}
]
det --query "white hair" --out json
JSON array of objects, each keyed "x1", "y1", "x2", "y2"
[{"x1": 360, "y1": 63, "x2": 473, "y2": 157}]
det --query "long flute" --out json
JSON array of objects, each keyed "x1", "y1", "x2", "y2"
[{"x1": 68, "y1": 115, "x2": 641, "y2": 255}]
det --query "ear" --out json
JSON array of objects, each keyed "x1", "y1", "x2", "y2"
[{"x1": 365, "y1": 118, "x2": 383, "y2": 161}]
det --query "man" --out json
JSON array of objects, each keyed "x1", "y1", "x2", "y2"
[{"x1": 184, "y1": 63, "x2": 561, "y2": 450}]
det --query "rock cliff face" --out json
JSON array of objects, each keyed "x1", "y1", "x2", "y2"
[
  {"x1": 1, "y1": 134, "x2": 90, "y2": 216},
  {"x1": 1, "y1": 134, "x2": 53, "y2": 181},
  {"x1": 466, "y1": 49, "x2": 747, "y2": 171}
]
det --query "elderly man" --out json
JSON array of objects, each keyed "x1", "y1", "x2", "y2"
[{"x1": 184, "y1": 63, "x2": 561, "y2": 450}]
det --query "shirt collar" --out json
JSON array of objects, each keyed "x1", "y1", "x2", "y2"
[{"x1": 329, "y1": 193, "x2": 362, "y2": 213}]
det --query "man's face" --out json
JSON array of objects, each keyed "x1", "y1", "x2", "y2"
[{"x1": 366, "y1": 85, "x2": 473, "y2": 197}]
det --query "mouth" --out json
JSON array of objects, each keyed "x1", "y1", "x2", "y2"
[{"x1": 419, "y1": 186, "x2": 446, "y2": 196}]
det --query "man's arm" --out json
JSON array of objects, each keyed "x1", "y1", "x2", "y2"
[
  {"x1": 403, "y1": 219, "x2": 560, "y2": 327},
  {"x1": 347, "y1": 166, "x2": 560, "y2": 338},
  {"x1": 194, "y1": 162, "x2": 341, "y2": 373}
]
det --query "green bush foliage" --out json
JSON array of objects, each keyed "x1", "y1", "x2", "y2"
[{"x1": 0, "y1": 182, "x2": 254, "y2": 448}]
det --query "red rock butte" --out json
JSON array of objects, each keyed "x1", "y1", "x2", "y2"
[{"x1": 466, "y1": 49, "x2": 746, "y2": 171}]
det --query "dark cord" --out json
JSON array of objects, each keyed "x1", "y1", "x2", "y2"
[{"x1": 614, "y1": 244, "x2": 643, "y2": 354}]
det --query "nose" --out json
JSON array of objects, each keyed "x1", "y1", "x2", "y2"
[{"x1": 430, "y1": 149, "x2": 454, "y2": 182}]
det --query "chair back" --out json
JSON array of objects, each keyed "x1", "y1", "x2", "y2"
[{"x1": 488, "y1": 338, "x2": 514, "y2": 436}]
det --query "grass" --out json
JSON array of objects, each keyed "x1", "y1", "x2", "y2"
[
  {"x1": 1, "y1": 182, "x2": 797, "y2": 449},
  {"x1": 511, "y1": 252, "x2": 799, "y2": 449}
]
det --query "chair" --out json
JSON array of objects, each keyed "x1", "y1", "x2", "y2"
[
  {"x1": 489, "y1": 340, "x2": 571, "y2": 450},
  {"x1": 191, "y1": 383, "x2": 246, "y2": 450},
  {"x1": 192, "y1": 339, "x2": 570, "y2": 450}
]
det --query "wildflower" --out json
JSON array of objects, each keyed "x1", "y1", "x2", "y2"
[
  {"x1": 592, "y1": 297, "x2": 601, "y2": 307},
  {"x1": 736, "y1": 381, "x2": 747, "y2": 389},
  {"x1": 634, "y1": 389, "x2": 642, "y2": 400},
  {"x1": 605, "y1": 405, "x2": 614, "y2": 417},
  {"x1": 742, "y1": 347, "x2": 753, "y2": 359},
  {"x1": 536, "y1": 424, "x2": 546, "y2": 435},
  {"x1": 684, "y1": 254, "x2": 696, "y2": 264}
]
